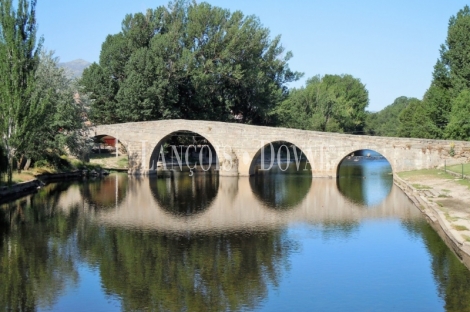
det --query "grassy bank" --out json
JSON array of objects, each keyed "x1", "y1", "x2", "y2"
[
  {"x1": 446, "y1": 163, "x2": 470, "y2": 176},
  {"x1": 398, "y1": 168, "x2": 470, "y2": 189},
  {"x1": 89, "y1": 153, "x2": 128, "y2": 170},
  {"x1": 0, "y1": 158, "x2": 103, "y2": 186},
  {"x1": 397, "y1": 166, "x2": 470, "y2": 246}
]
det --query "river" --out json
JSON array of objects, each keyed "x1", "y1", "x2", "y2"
[{"x1": 1, "y1": 156, "x2": 470, "y2": 311}]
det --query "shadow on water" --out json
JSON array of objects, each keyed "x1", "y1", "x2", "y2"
[
  {"x1": 337, "y1": 149, "x2": 393, "y2": 207},
  {"x1": 149, "y1": 171, "x2": 219, "y2": 217}
]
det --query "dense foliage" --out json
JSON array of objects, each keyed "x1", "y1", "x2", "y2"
[
  {"x1": 365, "y1": 96, "x2": 415, "y2": 137},
  {"x1": 0, "y1": 0, "x2": 90, "y2": 183},
  {"x1": 27, "y1": 51, "x2": 90, "y2": 165},
  {"x1": 396, "y1": 6, "x2": 470, "y2": 140},
  {"x1": 0, "y1": 0, "x2": 43, "y2": 182},
  {"x1": 274, "y1": 74, "x2": 368, "y2": 133},
  {"x1": 81, "y1": 1, "x2": 302, "y2": 125}
]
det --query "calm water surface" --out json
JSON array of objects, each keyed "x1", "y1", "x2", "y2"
[{"x1": 1, "y1": 158, "x2": 470, "y2": 311}]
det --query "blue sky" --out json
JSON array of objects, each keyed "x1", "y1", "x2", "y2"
[{"x1": 36, "y1": 0, "x2": 469, "y2": 111}]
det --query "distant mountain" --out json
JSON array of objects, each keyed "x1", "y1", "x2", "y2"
[{"x1": 58, "y1": 59, "x2": 91, "y2": 78}]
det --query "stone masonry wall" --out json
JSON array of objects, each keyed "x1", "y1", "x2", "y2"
[{"x1": 91, "y1": 119, "x2": 470, "y2": 177}]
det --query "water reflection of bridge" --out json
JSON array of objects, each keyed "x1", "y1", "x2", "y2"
[{"x1": 57, "y1": 175, "x2": 422, "y2": 233}]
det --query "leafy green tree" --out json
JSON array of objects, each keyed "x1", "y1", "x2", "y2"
[
  {"x1": 364, "y1": 96, "x2": 415, "y2": 137},
  {"x1": 81, "y1": 1, "x2": 302, "y2": 125},
  {"x1": 275, "y1": 74, "x2": 368, "y2": 133},
  {"x1": 397, "y1": 99, "x2": 439, "y2": 138},
  {"x1": 422, "y1": 6, "x2": 470, "y2": 137},
  {"x1": 24, "y1": 50, "x2": 90, "y2": 166},
  {"x1": 0, "y1": 0, "x2": 43, "y2": 183},
  {"x1": 444, "y1": 90, "x2": 470, "y2": 140}
]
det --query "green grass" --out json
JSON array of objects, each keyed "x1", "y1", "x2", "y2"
[
  {"x1": 445, "y1": 212, "x2": 459, "y2": 222},
  {"x1": 398, "y1": 168, "x2": 442, "y2": 179},
  {"x1": 398, "y1": 168, "x2": 470, "y2": 189},
  {"x1": 463, "y1": 234, "x2": 470, "y2": 242},
  {"x1": 412, "y1": 183, "x2": 432, "y2": 190},
  {"x1": 118, "y1": 156, "x2": 129, "y2": 168},
  {"x1": 438, "y1": 194, "x2": 451, "y2": 198},
  {"x1": 452, "y1": 224, "x2": 469, "y2": 231},
  {"x1": 446, "y1": 163, "x2": 470, "y2": 176},
  {"x1": 89, "y1": 153, "x2": 128, "y2": 169}
]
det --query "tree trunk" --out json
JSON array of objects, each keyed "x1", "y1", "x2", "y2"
[
  {"x1": 24, "y1": 158, "x2": 31, "y2": 170},
  {"x1": 16, "y1": 155, "x2": 24, "y2": 173}
]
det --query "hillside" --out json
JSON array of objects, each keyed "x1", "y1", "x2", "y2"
[{"x1": 58, "y1": 59, "x2": 91, "y2": 78}]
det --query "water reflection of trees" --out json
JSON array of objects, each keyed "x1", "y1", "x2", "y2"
[
  {"x1": 77, "y1": 227, "x2": 296, "y2": 311},
  {"x1": 0, "y1": 186, "x2": 80, "y2": 311},
  {"x1": 150, "y1": 172, "x2": 219, "y2": 216},
  {"x1": 402, "y1": 220, "x2": 470, "y2": 311},
  {"x1": 319, "y1": 220, "x2": 360, "y2": 240},
  {"x1": 80, "y1": 174, "x2": 128, "y2": 209},
  {"x1": 249, "y1": 173, "x2": 311, "y2": 210}
]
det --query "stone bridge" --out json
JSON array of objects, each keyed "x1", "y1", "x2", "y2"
[{"x1": 91, "y1": 119, "x2": 470, "y2": 177}]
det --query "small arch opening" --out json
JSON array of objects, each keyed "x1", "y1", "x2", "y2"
[
  {"x1": 149, "y1": 131, "x2": 219, "y2": 174},
  {"x1": 90, "y1": 135, "x2": 128, "y2": 170},
  {"x1": 249, "y1": 141, "x2": 312, "y2": 210},
  {"x1": 336, "y1": 149, "x2": 393, "y2": 207}
]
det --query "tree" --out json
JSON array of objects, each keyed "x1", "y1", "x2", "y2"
[
  {"x1": 24, "y1": 50, "x2": 90, "y2": 166},
  {"x1": 0, "y1": 0, "x2": 43, "y2": 183},
  {"x1": 423, "y1": 6, "x2": 470, "y2": 137},
  {"x1": 444, "y1": 90, "x2": 470, "y2": 140},
  {"x1": 81, "y1": 1, "x2": 302, "y2": 125},
  {"x1": 274, "y1": 74, "x2": 368, "y2": 133},
  {"x1": 397, "y1": 99, "x2": 439, "y2": 139},
  {"x1": 364, "y1": 96, "x2": 415, "y2": 137}
]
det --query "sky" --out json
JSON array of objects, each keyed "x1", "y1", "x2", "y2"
[{"x1": 36, "y1": 0, "x2": 469, "y2": 112}]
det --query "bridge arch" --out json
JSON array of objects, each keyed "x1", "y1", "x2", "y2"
[
  {"x1": 90, "y1": 131, "x2": 130, "y2": 168},
  {"x1": 335, "y1": 148, "x2": 394, "y2": 177},
  {"x1": 148, "y1": 130, "x2": 220, "y2": 174},
  {"x1": 248, "y1": 140, "x2": 313, "y2": 175}
]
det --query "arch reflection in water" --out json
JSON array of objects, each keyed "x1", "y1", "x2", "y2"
[
  {"x1": 249, "y1": 172, "x2": 312, "y2": 210},
  {"x1": 150, "y1": 171, "x2": 219, "y2": 217},
  {"x1": 337, "y1": 149, "x2": 393, "y2": 207},
  {"x1": 249, "y1": 141, "x2": 312, "y2": 210}
]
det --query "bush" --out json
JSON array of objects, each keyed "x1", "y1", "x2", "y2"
[{"x1": 34, "y1": 159, "x2": 51, "y2": 168}]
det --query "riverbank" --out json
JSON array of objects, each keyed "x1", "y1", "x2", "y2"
[
  {"x1": 0, "y1": 167, "x2": 109, "y2": 203},
  {"x1": 394, "y1": 169, "x2": 470, "y2": 270}
]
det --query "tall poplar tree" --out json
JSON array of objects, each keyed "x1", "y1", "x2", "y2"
[
  {"x1": 0, "y1": 0, "x2": 43, "y2": 183},
  {"x1": 423, "y1": 5, "x2": 470, "y2": 139}
]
